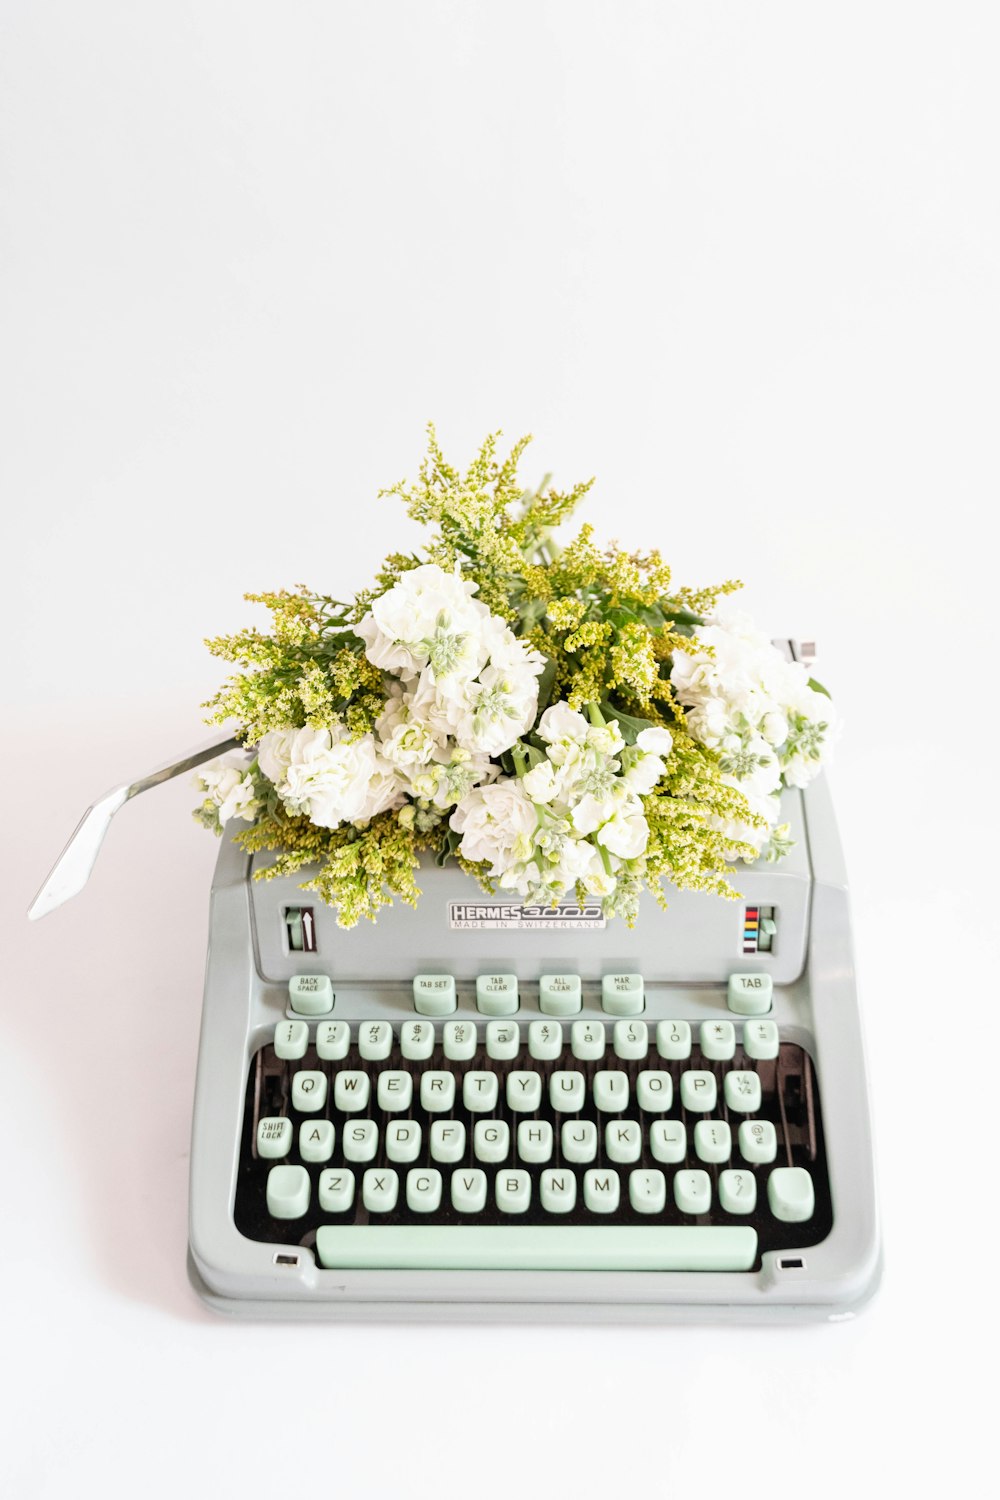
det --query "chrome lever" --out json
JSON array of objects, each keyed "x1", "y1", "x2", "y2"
[{"x1": 27, "y1": 731, "x2": 242, "y2": 920}]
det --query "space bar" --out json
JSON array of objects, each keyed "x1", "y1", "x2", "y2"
[{"x1": 315, "y1": 1225, "x2": 757, "y2": 1271}]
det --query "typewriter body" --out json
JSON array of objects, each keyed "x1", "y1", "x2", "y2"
[{"x1": 187, "y1": 770, "x2": 880, "y2": 1322}]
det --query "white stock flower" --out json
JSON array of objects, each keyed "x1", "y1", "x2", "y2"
[
  {"x1": 196, "y1": 756, "x2": 260, "y2": 825},
  {"x1": 636, "y1": 726, "x2": 673, "y2": 755},
  {"x1": 450, "y1": 780, "x2": 537, "y2": 876},
  {"x1": 596, "y1": 806, "x2": 649, "y2": 860},
  {"x1": 521, "y1": 759, "x2": 560, "y2": 804},
  {"x1": 358, "y1": 563, "x2": 488, "y2": 680},
  {"x1": 673, "y1": 607, "x2": 837, "y2": 806},
  {"x1": 259, "y1": 725, "x2": 401, "y2": 830}
]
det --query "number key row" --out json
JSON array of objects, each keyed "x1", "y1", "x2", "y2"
[{"x1": 273, "y1": 1017, "x2": 780, "y2": 1063}]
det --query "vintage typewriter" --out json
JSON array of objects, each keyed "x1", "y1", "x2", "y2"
[{"x1": 30, "y1": 653, "x2": 880, "y2": 1322}]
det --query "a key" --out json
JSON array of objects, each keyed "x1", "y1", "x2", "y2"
[
  {"x1": 317, "y1": 1168, "x2": 355, "y2": 1213},
  {"x1": 743, "y1": 1019, "x2": 779, "y2": 1061},
  {"x1": 412, "y1": 974, "x2": 456, "y2": 1017},
  {"x1": 362, "y1": 1168, "x2": 399, "y2": 1213},
  {"x1": 506, "y1": 1070, "x2": 542, "y2": 1112},
  {"x1": 274, "y1": 1020, "x2": 309, "y2": 1060},
  {"x1": 463, "y1": 1072, "x2": 499, "y2": 1112},
  {"x1": 528, "y1": 1020, "x2": 563, "y2": 1061},
  {"x1": 443, "y1": 1020, "x2": 477, "y2": 1062},
  {"x1": 496, "y1": 1170, "x2": 532, "y2": 1213},
  {"x1": 719, "y1": 1169, "x2": 757, "y2": 1215},
  {"x1": 727, "y1": 972, "x2": 773, "y2": 1016},
  {"x1": 517, "y1": 1120, "x2": 553, "y2": 1164},
  {"x1": 601, "y1": 973, "x2": 644, "y2": 1017},
  {"x1": 724, "y1": 1070, "x2": 762, "y2": 1114},
  {"x1": 700, "y1": 1020, "x2": 736, "y2": 1061},
  {"x1": 420, "y1": 1071, "x2": 456, "y2": 1112},
  {"x1": 549, "y1": 1070, "x2": 586, "y2": 1113},
  {"x1": 613, "y1": 1019, "x2": 648, "y2": 1060},
  {"x1": 316, "y1": 1020, "x2": 350, "y2": 1061},
  {"x1": 266, "y1": 1164, "x2": 310, "y2": 1219},
  {"x1": 385, "y1": 1120, "x2": 422, "y2": 1163},
  {"x1": 400, "y1": 1020, "x2": 435, "y2": 1062},
  {"x1": 629, "y1": 1169, "x2": 667, "y2": 1214},
  {"x1": 451, "y1": 1168, "x2": 488, "y2": 1213},
  {"x1": 256, "y1": 1117, "x2": 292, "y2": 1159},
  {"x1": 694, "y1": 1120, "x2": 731, "y2": 1163},
  {"x1": 299, "y1": 1120, "x2": 335, "y2": 1163},
  {"x1": 475, "y1": 974, "x2": 518, "y2": 1016},
  {"x1": 606, "y1": 1120, "x2": 642, "y2": 1163},
  {"x1": 540, "y1": 1169, "x2": 577, "y2": 1213},
  {"x1": 538, "y1": 974, "x2": 581, "y2": 1016},
  {"x1": 406, "y1": 1169, "x2": 443, "y2": 1214},
  {"x1": 343, "y1": 1119, "x2": 379, "y2": 1162},
  {"x1": 739, "y1": 1119, "x2": 777, "y2": 1164},
  {"x1": 584, "y1": 1170, "x2": 620, "y2": 1214},
  {"x1": 486, "y1": 1021, "x2": 520, "y2": 1061},
  {"x1": 571, "y1": 1020, "x2": 606, "y2": 1061},
  {"x1": 430, "y1": 1120, "x2": 466, "y2": 1163},
  {"x1": 288, "y1": 974, "x2": 333, "y2": 1016},
  {"x1": 680, "y1": 1070, "x2": 717, "y2": 1112},
  {"x1": 291, "y1": 1070, "x2": 327, "y2": 1113},
  {"x1": 473, "y1": 1119, "x2": 509, "y2": 1163},
  {"x1": 675, "y1": 1168, "x2": 712, "y2": 1214},
  {"x1": 333, "y1": 1071, "x2": 370, "y2": 1113},
  {"x1": 768, "y1": 1167, "x2": 815, "y2": 1223},
  {"x1": 636, "y1": 1070, "x2": 673, "y2": 1112},
  {"x1": 359, "y1": 1021, "x2": 393, "y2": 1061},
  {"x1": 377, "y1": 1071, "x2": 413, "y2": 1112},
  {"x1": 657, "y1": 1020, "x2": 692, "y2": 1060},
  {"x1": 562, "y1": 1120, "x2": 598, "y2": 1163},
  {"x1": 593, "y1": 1070, "x2": 629, "y2": 1112},
  {"x1": 649, "y1": 1120, "x2": 686, "y2": 1163}
]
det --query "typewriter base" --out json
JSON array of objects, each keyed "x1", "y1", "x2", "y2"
[{"x1": 187, "y1": 1246, "x2": 882, "y2": 1324}]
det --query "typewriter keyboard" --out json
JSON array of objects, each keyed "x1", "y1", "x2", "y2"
[{"x1": 235, "y1": 1008, "x2": 832, "y2": 1272}]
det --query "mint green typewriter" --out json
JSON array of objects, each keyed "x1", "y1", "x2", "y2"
[{"x1": 30, "y1": 694, "x2": 881, "y2": 1323}]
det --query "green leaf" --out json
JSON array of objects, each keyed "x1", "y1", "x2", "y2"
[
  {"x1": 535, "y1": 654, "x2": 558, "y2": 716},
  {"x1": 600, "y1": 701, "x2": 656, "y2": 745},
  {"x1": 807, "y1": 676, "x2": 832, "y2": 699}
]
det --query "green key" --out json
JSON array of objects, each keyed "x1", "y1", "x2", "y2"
[
  {"x1": 601, "y1": 973, "x2": 644, "y2": 1016},
  {"x1": 727, "y1": 972, "x2": 773, "y2": 1016},
  {"x1": 768, "y1": 1167, "x2": 815, "y2": 1223},
  {"x1": 315, "y1": 1224, "x2": 758, "y2": 1271},
  {"x1": 288, "y1": 973, "x2": 334, "y2": 1016},
  {"x1": 412, "y1": 974, "x2": 456, "y2": 1016},
  {"x1": 475, "y1": 973, "x2": 519, "y2": 1015},
  {"x1": 539, "y1": 974, "x2": 582, "y2": 1016}
]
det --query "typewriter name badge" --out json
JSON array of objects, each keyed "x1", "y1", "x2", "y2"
[{"x1": 448, "y1": 901, "x2": 606, "y2": 929}]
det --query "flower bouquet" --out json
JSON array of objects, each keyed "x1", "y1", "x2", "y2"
[{"x1": 194, "y1": 429, "x2": 837, "y2": 927}]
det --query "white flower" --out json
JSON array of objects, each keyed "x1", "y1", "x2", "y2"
[
  {"x1": 596, "y1": 807, "x2": 649, "y2": 860},
  {"x1": 636, "y1": 726, "x2": 673, "y2": 755},
  {"x1": 195, "y1": 755, "x2": 260, "y2": 825},
  {"x1": 257, "y1": 727, "x2": 304, "y2": 787},
  {"x1": 521, "y1": 759, "x2": 560, "y2": 804},
  {"x1": 358, "y1": 563, "x2": 488, "y2": 679},
  {"x1": 377, "y1": 713, "x2": 441, "y2": 770},
  {"x1": 259, "y1": 725, "x2": 398, "y2": 830},
  {"x1": 355, "y1": 752, "x2": 406, "y2": 823},
  {"x1": 586, "y1": 721, "x2": 626, "y2": 756},
  {"x1": 537, "y1": 702, "x2": 590, "y2": 747},
  {"x1": 760, "y1": 710, "x2": 789, "y2": 747},
  {"x1": 450, "y1": 780, "x2": 537, "y2": 875},
  {"x1": 454, "y1": 663, "x2": 541, "y2": 756}
]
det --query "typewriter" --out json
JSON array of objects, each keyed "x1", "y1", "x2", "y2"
[{"x1": 30, "y1": 657, "x2": 881, "y2": 1323}]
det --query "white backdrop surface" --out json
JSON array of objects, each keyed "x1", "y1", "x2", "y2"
[{"x1": 2, "y1": 3, "x2": 996, "y2": 1496}]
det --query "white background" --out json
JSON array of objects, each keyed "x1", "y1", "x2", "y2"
[{"x1": 2, "y1": 3, "x2": 996, "y2": 1495}]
